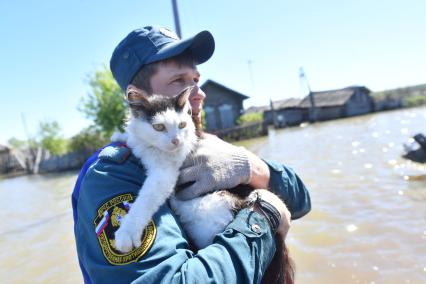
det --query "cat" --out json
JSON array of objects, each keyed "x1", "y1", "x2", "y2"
[
  {"x1": 113, "y1": 86, "x2": 198, "y2": 252},
  {"x1": 113, "y1": 85, "x2": 294, "y2": 284}
]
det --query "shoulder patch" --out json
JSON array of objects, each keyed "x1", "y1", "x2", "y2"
[
  {"x1": 94, "y1": 193, "x2": 156, "y2": 265},
  {"x1": 98, "y1": 145, "x2": 131, "y2": 164}
]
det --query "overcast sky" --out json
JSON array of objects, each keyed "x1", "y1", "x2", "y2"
[{"x1": 1, "y1": 0, "x2": 425, "y2": 143}]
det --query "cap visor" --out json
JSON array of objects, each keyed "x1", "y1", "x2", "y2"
[{"x1": 149, "y1": 30, "x2": 215, "y2": 65}]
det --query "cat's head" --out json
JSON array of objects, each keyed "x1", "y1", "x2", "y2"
[{"x1": 125, "y1": 86, "x2": 197, "y2": 153}]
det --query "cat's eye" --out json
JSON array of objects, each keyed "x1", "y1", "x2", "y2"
[
  {"x1": 178, "y1": 121, "x2": 187, "y2": 129},
  {"x1": 153, "y1": 124, "x2": 166, "y2": 131},
  {"x1": 187, "y1": 109, "x2": 192, "y2": 115}
]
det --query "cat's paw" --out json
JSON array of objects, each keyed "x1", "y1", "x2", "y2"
[{"x1": 114, "y1": 219, "x2": 142, "y2": 253}]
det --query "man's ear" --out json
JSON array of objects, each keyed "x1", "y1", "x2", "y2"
[
  {"x1": 176, "y1": 86, "x2": 193, "y2": 108},
  {"x1": 126, "y1": 84, "x2": 150, "y2": 108}
]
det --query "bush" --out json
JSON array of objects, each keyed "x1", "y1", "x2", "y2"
[
  {"x1": 403, "y1": 95, "x2": 426, "y2": 107},
  {"x1": 69, "y1": 127, "x2": 109, "y2": 156},
  {"x1": 236, "y1": 112, "x2": 263, "y2": 125}
]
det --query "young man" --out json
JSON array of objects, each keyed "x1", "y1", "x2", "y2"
[{"x1": 72, "y1": 26, "x2": 311, "y2": 283}]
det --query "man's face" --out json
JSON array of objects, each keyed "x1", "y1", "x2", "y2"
[{"x1": 150, "y1": 61, "x2": 206, "y2": 126}]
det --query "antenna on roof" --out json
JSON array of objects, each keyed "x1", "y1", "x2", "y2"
[{"x1": 299, "y1": 67, "x2": 311, "y2": 97}]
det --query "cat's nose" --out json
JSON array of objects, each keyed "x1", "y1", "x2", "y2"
[{"x1": 171, "y1": 138, "x2": 180, "y2": 145}]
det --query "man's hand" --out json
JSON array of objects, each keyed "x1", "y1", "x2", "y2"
[{"x1": 176, "y1": 135, "x2": 252, "y2": 200}]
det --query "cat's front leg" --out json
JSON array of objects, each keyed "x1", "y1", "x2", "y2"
[
  {"x1": 114, "y1": 189, "x2": 152, "y2": 253},
  {"x1": 114, "y1": 171, "x2": 177, "y2": 253},
  {"x1": 114, "y1": 210, "x2": 144, "y2": 253}
]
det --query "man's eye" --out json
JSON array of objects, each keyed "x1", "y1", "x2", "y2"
[
  {"x1": 153, "y1": 124, "x2": 166, "y2": 131},
  {"x1": 172, "y1": 78, "x2": 184, "y2": 84},
  {"x1": 178, "y1": 121, "x2": 187, "y2": 129}
]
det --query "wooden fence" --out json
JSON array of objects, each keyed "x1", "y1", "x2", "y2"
[{"x1": 212, "y1": 121, "x2": 268, "y2": 141}]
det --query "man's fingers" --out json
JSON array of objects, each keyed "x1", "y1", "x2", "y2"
[
  {"x1": 180, "y1": 156, "x2": 195, "y2": 169},
  {"x1": 177, "y1": 167, "x2": 198, "y2": 185},
  {"x1": 175, "y1": 183, "x2": 201, "y2": 200}
]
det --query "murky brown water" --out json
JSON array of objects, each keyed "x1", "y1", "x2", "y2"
[
  {"x1": 0, "y1": 172, "x2": 82, "y2": 283},
  {"x1": 1, "y1": 106, "x2": 425, "y2": 284}
]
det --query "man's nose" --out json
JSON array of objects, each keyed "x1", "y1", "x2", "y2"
[{"x1": 189, "y1": 85, "x2": 206, "y2": 101}]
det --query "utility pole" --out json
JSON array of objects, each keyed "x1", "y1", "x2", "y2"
[
  {"x1": 299, "y1": 67, "x2": 316, "y2": 122},
  {"x1": 20, "y1": 113, "x2": 41, "y2": 174},
  {"x1": 171, "y1": 0, "x2": 182, "y2": 37},
  {"x1": 247, "y1": 60, "x2": 256, "y2": 98}
]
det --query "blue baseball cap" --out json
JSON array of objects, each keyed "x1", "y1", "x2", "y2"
[{"x1": 110, "y1": 26, "x2": 215, "y2": 91}]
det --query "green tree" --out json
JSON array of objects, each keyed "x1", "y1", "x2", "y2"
[
  {"x1": 403, "y1": 95, "x2": 426, "y2": 107},
  {"x1": 79, "y1": 66, "x2": 127, "y2": 137},
  {"x1": 7, "y1": 137, "x2": 28, "y2": 149},
  {"x1": 38, "y1": 120, "x2": 69, "y2": 155}
]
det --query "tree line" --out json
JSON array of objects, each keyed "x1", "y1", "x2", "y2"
[{"x1": 8, "y1": 67, "x2": 126, "y2": 156}]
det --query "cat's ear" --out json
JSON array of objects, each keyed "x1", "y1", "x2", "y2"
[
  {"x1": 176, "y1": 86, "x2": 193, "y2": 108},
  {"x1": 126, "y1": 84, "x2": 150, "y2": 108}
]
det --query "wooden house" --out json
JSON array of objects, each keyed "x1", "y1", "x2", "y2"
[
  {"x1": 299, "y1": 86, "x2": 374, "y2": 121},
  {"x1": 0, "y1": 145, "x2": 26, "y2": 174},
  {"x1": 264, "y1": 98, "x2": 304, "y2": 127},
  {"x1": 201, "y1": 80, "x2": 249, "y2": 131}
]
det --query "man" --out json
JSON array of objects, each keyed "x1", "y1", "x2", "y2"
[{"x1": 72, "y1": 26, "x2": 311, "y2": 283}]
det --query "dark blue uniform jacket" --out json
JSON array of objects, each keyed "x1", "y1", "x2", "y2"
[{"x1": 72, "y1": 143, "x2": 311, "y2": 283}]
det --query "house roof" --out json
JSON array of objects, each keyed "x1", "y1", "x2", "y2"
[
  {"x1": 272, "y1": 98, "x2": 302, "y2": 109},
  {"x1": 299, "y1": 86, "x2": 371, "y2": 108},
  {"x1": 201, "y1": 79, "x2": 249, "y2": 100},
  {"x1": 245, "y1": 105, "x2": 270, "y2": 114}
]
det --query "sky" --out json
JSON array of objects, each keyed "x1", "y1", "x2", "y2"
[{"x1": 1, "y1": 0, "x2": 425, "y2": 144}]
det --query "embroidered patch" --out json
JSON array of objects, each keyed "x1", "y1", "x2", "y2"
[{"x1": 94, "y1": 193, "x2": 156, "y2": 265}]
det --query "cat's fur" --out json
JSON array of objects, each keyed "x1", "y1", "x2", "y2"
[{"x1": 114, "y1": 86, "x2": 294, "y2": 284}]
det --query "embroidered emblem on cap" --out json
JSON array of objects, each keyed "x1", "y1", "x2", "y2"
[
  {"x1": 94, "y1": 193, "x2": 156, "y2": 265},
  {"x1": 159, "y1": 27, "x2": 180, "y2": 40}
]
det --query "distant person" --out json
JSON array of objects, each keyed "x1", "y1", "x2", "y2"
[
  {"x1": 403, "y1": 133, "x2": 426, "y2": 163},
  {"x1": 71, "y1": 26, "x2": 311, "y2": 283}
]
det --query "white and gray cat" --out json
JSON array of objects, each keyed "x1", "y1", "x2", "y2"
[
  {"x1": 113, "y1": 86, "x2": 293, "y2": 284},
  {"x1": 113, "y1": 86, "x2": 236, "y2": 252}
]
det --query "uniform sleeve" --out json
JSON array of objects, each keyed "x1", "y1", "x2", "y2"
[
  {"x1": 263, "y1": 159, "x2": 311, "y2": 220},
  {"x1": 75, "y1": 157, "x2": 276, "y2": 284},
  {"x1": 137, "y1": 209, "x2": 276, "y2": 284}
]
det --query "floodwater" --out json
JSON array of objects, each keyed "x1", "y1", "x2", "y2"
[
  {"x1": 239, "y1": 106, "x2": 426, "y2": 284},
  {"x1": 1, "y1": 106, "x2": 425, "y2": 284}
]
